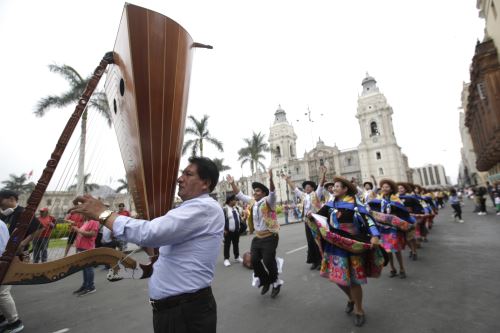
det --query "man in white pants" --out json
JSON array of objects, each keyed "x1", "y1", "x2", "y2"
[{"x1": 0, "y1": 218, "x2": 24, "y2": 333}]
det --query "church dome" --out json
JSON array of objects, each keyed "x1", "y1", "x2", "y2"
[{"x1": 362, "y1": 74, "x2": 376, "y2": 86}]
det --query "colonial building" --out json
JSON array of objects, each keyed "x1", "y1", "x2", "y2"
[
  {"x1": 458, "y1": 82, "x2": 488, "y2": 187},
  {"x1": 233, "y1": 75, "x2": 411, "y2": 204},
  {"x1": 465, "y1": 0, "x2": 500, "y2": 184}
]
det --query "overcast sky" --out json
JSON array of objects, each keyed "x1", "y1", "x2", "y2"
[{"x1": 0, "y1": 0, "x2": 485, "y2": 190}]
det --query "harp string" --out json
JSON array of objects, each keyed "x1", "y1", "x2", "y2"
[{"x1": 30, "y1": 106, "x2": 121, "y2": 262}]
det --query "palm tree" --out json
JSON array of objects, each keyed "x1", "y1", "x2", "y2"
[
  {"x1": 34, "y1": 64, "x2": 111, "y2": 195},
  {"x1": 212, "y1": 158, "x2": 231, "y2": 173},
  {"x1": 1, "y1": 173, "x2": 35, "y2": 194},
  {"x1": 115, "y1": 178, "x2": 129, "y2": 193},
  {"x1": 238, "y1": 132, "x2": 270, "y2": 174},
  {"x1": 68, "y1": 173, "x2": 100, "y2": 193},
  {"x1": 182, "y1": 115, "x2": 223, "y2": 157}
]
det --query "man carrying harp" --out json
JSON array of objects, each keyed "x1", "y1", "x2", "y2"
[{"x1": 71, "y1": 157, "x2": 223, "y2": 333}]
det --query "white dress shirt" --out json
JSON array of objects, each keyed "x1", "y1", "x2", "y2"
[
  {"x1": 236, "y1": 191, "x2": 275, "y2": 232},
  {"x1": 294, "y1": 186, "x2": 323, "y2": 214},
  {"x1": 112, "y1": 193, "x2": 224, "y2": 300},
  {"x1": 0, "y1": 220, "x2": 9, "y2": 256},
  {"x1": 224, "y1": 205, "x2": 240, "y2": 231}
]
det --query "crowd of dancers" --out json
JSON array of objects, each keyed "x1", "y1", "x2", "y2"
[{"x1": 225, "y1": 166, "x2": 443, "y2": 327}]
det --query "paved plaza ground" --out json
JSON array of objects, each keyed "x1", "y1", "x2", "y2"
[{"x1": 12, "y1": 200, "x2": 500, "y2": 332}]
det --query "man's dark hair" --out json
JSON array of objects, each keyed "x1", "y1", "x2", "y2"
[
  {"x1": 188, "y1": 156, "x2": 219, "y2": 192},
  {"x1": 0, "y1": 190, "x2": 19, "y2": 201},
  {"x1": 118, "y1": 203, "x2": 125, "y2": 207}
]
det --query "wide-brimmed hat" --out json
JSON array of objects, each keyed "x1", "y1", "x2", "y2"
[
  {"x1": 323, "y1": 181, "x2": 335, "y2": 189},
  {"x1": 225, "y1": 194, "x2": 237, "y2": 204},
  {"x1": 252, "y1": 182, "x2": 269, "y2": 196},
  {"x1": 379, "y1": 179, "x2": 398, "y2": 194},
  {"x1": 397, "y1": 182, "x2": 414, "y2": 194},
  {"x1": 332, "y1": 176, "x2": 358, "y2": 196},
  {"x1": 363, "y1": 181, "x2": 374, "y2": 189},
  {"x1": 302, "y1": 181, "x2": 317, "y2": 190},
  {"x1": 0, "y1": 190, "x2": 19, "y2": 200}
]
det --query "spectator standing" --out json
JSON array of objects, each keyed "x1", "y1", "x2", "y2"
[
  {"x1": 449, "y1": 189, "x2": 464, "y2": 223},
  {"x1": 72, "y1": 218, "x2": 99, "y2": 296},
  {"x1": 222, "y1": 195, "x2": 243, "y2": 267},
  {"x1": 477, "y1": 187, "x2": 488, "y2": 215},
  {"x1": 0, "y1": 218, "x2": 24, "y2": 333},
  {"x1": 283, "y1": 203, "x2": 289, "y2": 224},
  {"x1": 494, "y1": 192, "x2": 500, "y2": 216},
  {"x1": 33, "y1": 208, "x2": 56, "y2": 263},
  {"x1": 116, "y1": 203, "x2": 130, "y2": 251},
  {"x1": 64, "y1": 212, "x2": 85, "y2": 256}
]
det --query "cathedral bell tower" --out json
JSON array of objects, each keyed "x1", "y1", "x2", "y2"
[
  {"x1": 356, "y1": 74, "x2": 408, "y2": 182},
  {"x1": 269, "y1": 105, "x2": 297, "y2": 168}
]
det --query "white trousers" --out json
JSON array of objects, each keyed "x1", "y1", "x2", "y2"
[{"x1": 0, "y1": 285, "x2": 18, "y2": 323}]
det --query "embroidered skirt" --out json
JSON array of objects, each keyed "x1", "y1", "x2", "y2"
[
  {"x1": 320, "y1": 252, "x2": 367, "y2": 286},
  {"x1": 380, "y1": 228, "x2": 405, "y2": 252}
]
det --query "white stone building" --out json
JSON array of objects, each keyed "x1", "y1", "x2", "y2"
[{"x1": 236, "y1": 75, "x2": 411, "y2": 204}]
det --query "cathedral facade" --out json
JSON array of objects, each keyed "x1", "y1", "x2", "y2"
[{"x1": 238, "y1": 75, "x2": 411, "y2": 204}]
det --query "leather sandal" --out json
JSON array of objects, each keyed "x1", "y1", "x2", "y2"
[{"x1": 389, "y1": 270, "x2": 398, "y2": 278}]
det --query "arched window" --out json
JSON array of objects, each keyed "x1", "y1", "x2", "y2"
[
  {"x1": 370, "y1": 121, "x2": 379, "y2": 136},
  {"x1": 276, "y1": 146, "x2": 281, "y2": 157},
  {"x1": 290, "y1": 144, "x2": 294, "y2": 157}
]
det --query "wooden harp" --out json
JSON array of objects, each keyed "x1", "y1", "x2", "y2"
[{"x1": 0, "y1": 4, "x2": 209, "y2": 285}]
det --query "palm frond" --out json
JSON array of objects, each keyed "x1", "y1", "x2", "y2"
[
  {"x1": 48, "y1": 64, "x2": 84, "y2": 87},
  {"x1": 182, "y1": 139, "x2": 195, "y2": 156},
  {"x1": 205, "y1": 136, "x2": 224, "y2": 152}
]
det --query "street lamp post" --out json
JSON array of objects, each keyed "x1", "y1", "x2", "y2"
[
  {"x1": 283, "y1": 165, "x2": 290, "y2": 204},
  {"x1": 276, "y1": 170, "x2": 283, "y2": 205}
]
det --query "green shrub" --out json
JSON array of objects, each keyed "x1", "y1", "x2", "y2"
[{"x1": 50, "y1": 221, "x2": 71, "y2": 239}]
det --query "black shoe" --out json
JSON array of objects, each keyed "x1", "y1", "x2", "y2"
[
  {"x1": 316, "y1": 263, "x2": 321, "y2": 271},
  {"x1": 310, "y1": 263, "x2": 319, "y2": 270},
  {"x1": 270, "y1": 285, "x2": 281, "y2": 298},
  {"x1": 399, "y1": 271, "x2": 407, "y2": 279},
  {"x1": 345, "y1": 301, "x2": 354, "y2": 314},
  {"x1": 72, "y1": 286, "x2": 85, "y2": 295},
  {"x1": 409, "y1": 252, "x2": 413, "y2": 259},
  {"x1": 412, "y1": 253, "x2": 418, "y2": 261},
  {"x1": 1, "y1": 319, "x2": 24, "y2": 333},
  {"x1": 260, "y1": 284, "x2": 270, "y2": 295},
  {"x1": 389, "y1": 270, "x2": 398, "y2": 278},
  {"x1": 354, "y1": 314, "x2": 365, "y2": 327}
]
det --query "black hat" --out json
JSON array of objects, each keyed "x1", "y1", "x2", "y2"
[
  {"x1": 252, "y1": 182, "x2": 269, "y2": 196},
  {"x1": 302, "y1": 181, "x2": 317, "y2": 190},
  {"x1": 225, "y1": 194, "x2": 237, "y2": 204},
  {"x1": 0, "y1": 190, "x2": 19, "y2": 200},
  {"x1": 363, "y1": 181, "x2": 374, "y2": 189}
]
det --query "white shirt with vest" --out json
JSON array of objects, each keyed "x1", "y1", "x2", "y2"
[
  {"x1": 224, "y1": 205, "x2": 241, "y2": 231},
  {"x1": 236, "y1": 191, "x2": 275, "y2": 232},
  {"x1": 294, "y1": 186, "x2": 323, "y2": 214}
]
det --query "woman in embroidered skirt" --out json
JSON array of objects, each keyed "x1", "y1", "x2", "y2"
[
  {"x1": 308, "y1": 176, "x2": 381, "y2": 327},
  {"x1": 368, "y1": 179, "x2": 413, "y2": 279}
]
